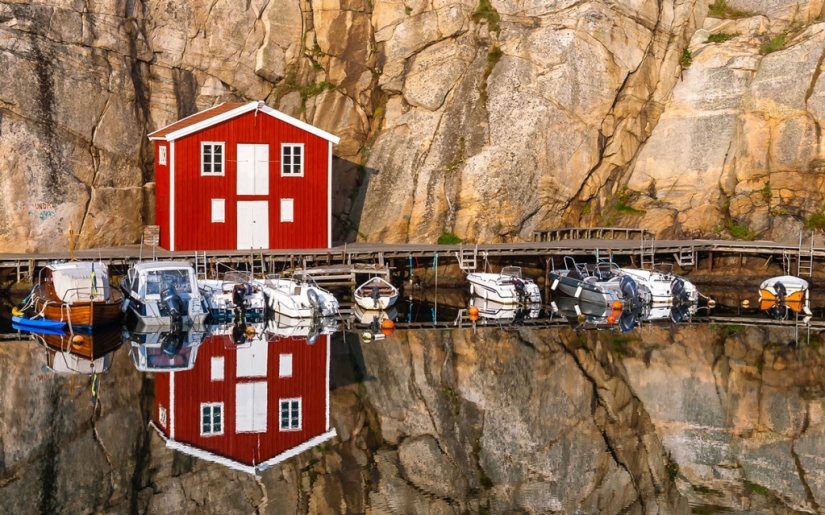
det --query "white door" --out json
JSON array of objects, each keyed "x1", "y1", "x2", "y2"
[
  {"x1": 236, "y1": 381, "x2": 268, "y2": 433},
  {"x1": 237, "y1": 144, "x2": 269, "y2": 195},
  {"x1": 237, "y1": 201, "x2": 269, "y2": 249},
  {"x1": 236, "y1": 339, "x2": 268, "y2": 377}
]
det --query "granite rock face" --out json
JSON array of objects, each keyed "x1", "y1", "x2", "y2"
[{"x1": 6, "y1": 0, "x2": 825, "y2": 249}]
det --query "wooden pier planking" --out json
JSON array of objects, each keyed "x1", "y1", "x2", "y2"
[{"x1": 0, "y1": 238, "x2": 822, "y2": 280}]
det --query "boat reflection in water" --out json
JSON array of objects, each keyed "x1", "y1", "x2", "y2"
[
  {"x1": 143, "y1": 316, "x2": 336, "y2": 476},
  {"x1": 29, "y1": 323, "x2": 124, "y2": 375},
  {"x1": 126, "y1": 320, "x2": 210, "y2": 372},
  {"x1": 468, "y1": 297, "x2": 541, "y2": 325}
]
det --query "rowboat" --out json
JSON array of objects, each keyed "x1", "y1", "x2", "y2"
[
  {"x1": 354, "y1": 277, "x2": 398, "y2": 310},
  {"x1": 759, "y1": 275, "x2": 812, "y2": 315},
  {"x1": 26, "y1": 261, "x2": 123, "y2": 327}
]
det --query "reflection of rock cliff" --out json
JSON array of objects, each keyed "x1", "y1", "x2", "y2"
[{"x1": 6, "y1": 0, "x2": 825, "y2": 250}]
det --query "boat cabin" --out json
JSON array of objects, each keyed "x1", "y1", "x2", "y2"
[{"x1": 42, "y1": 261, "x2": 112, "y2": 303}]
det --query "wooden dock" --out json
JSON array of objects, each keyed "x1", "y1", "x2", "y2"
[{"x1": 0, "y1": 231, "x2": 822, "y2": 282}]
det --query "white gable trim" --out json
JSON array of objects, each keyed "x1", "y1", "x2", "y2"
[
  {"x1": 148, "y1": 421, "x2": 336, "y2": 477},
  {"x1": 151, "y1": 102, "x2": 341, "y2": 144}
]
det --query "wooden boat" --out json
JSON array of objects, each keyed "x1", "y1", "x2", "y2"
[
  {"x1": 28, "y1": 261, "x2": 123, "y2": 327},
  {"x1": 354, "y1": 277, "x2": 398, "y2": 310},
  {"x1": 34, "y1": 324, "x2": 124, "y2": 361}
]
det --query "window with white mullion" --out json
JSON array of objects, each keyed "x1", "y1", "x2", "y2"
[
  {"x1": 279, "y1": 398, "x2": 301, "y2": 431},
  {"x1": 281, "y1": 144, "x2": 304, "y2": 176},
  {"x1": 201, "y1": 402, "x2": 224, "y2": 435},
  {"x1": 202, "y1": 142, "x2": 225, "y2": 176}
]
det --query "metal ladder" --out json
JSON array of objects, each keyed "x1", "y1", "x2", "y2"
[
  {"x1": 250, "y1": 251, "x2": 267, "y2": 278},
  {"x1": 640, "y1": 232, "x2": 655, "y2": 269},
  {"x1": 798, "y1": 231, "x2": 814, "y2": 277},
  {"x1": 455, "y1": 244, "x2": 478, "y2": 272},
  {"x1": 194, "y1": 251, "x2": 207, "y2": 279},
  {"x1": 674, "y1": 246, "x2": 695, "y2": 268}
]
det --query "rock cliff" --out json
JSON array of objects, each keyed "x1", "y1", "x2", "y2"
[{"x1": 4, "y1": 0, "x2": 825, "y2": 249}]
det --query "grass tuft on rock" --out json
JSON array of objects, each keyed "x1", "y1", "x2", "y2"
[
  {"x1": 708, "y1": 0, "x2": 753, "y2": 19},
  {"x1": 680, "y1": 48, "x2": 693, "y2": 68},
  {"x1": 760, "y1": 33, "x2": 786, "y2": 55},
  {"x1": 437, "y1": 232, "x2": 462, "y2": 244},
  {"x1": 705, "y1": 32, "x2": 738, "y2": 43},
  {"x1": 473, "y1": 0, "x2": 500, "y2": 33}
]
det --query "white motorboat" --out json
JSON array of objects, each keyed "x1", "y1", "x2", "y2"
[
  {"x1": 354, "y1": 277, "x2": 399, "y2": 310},
  {"x1": 466, "y1": 266, "x2": 542, "y2": 304},
  {"x1": 548, "y1": 258, "x2": 649, "y2": 307},
  {"x1": 265, "y1": 312, "x2": 338, "y2": 342},
  {"x1": 253, "y1": 272, "x2": 339, "y2": 318},
  {"x1": 759, "y1": 275, "x2": 811, "y2": 315},
  {"x1": 468, "y1": 297, "x2": 541, "y2": 321},
  {"x1": 620, "y1": 263, "x2": 698, "y2": 304},
  {"x1": 126, "y1": 320, "x2": 209, "y2": 371},
  {"x1": 198, "y1": 271, "x2": 266, "y2": 321},
  {"x1": 120, "y1": 261, "x2": 208, "y2": 327}
]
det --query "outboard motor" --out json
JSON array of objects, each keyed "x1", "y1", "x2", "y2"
[
  {"x1": 670, "y1": 303, "x2": 690, "y2": 325},
  {"x1": 619, "y1": 275, "x2": 639, "y2": 307},
  {"x1": 618, "y1": 309, "x2": 637, "y2": 333},
  {"x1": 232, "y1": 319, "x2": 248, "y2": 345},
  {"x1": 671, "y1": 277, "x2": 689, "y2": 303},
  {"x1": 513, "y1": 278, "x2": 527, "y2": 303},
  {"x1": 233, "y1": 283, "x2": 252, "y2": 317},
  {"x1": 775, "y1": 281, "x2": 787, "y2": 306},
  {"x1": 161, "y1": 325, "x2": 185, "y2": 357},
  {"x1": 160, "y1": 282, "x2": 184, "y2": 327},
  {"x1": 371, "y1": 285, "x2": 381, "y2": 308}
]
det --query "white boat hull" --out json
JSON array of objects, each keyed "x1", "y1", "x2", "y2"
[
  {"x1": 467, "y1": 273, "x2": 542, "y2": 304},
  {"x1": 620, "y1": 268, "x2": 699, "y2": 304}
]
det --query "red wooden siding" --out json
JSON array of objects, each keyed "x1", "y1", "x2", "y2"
[
  {"x1": 154, "y1": 141, "x2": 170, "y2": 249},
  {"x1": 155, "y1": 335, "x2": 328, "y2": 466},
  {"x1": 166, "y1": 110, "x2": 329, "y2": 251},
  {"x1": 154, "y1": 369, "x2": 171, "y2": 433}
]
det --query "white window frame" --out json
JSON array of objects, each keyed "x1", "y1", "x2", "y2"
[
  {"x1": 201, "y1": 402, "x2": 224, "y2": 436},
  {"x1": 158, "y1": 145, "x2": 167, "y2": 166},
  {"x1": 211, "y1": 198, "x2": 225, "y2": 223},
  {"x1": 281, "y1": 143, "x2": 304, "y2": 177},
  {"x1": 280, "y1": 198, "x2": 294, "y2": 223},
  {"x1": 202, "y1": 142, "x2": 225, "y2": 176},
  {"x1": 279, "y1": 353, "x2": 293, "y2": 377},
  {"x1": 279, "y1": 397, "x2": 302, "y2": 431}
]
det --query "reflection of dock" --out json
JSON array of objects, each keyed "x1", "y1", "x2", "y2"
[{"x1": 0, "y1": 229, "x2": 822, "y2": 281}]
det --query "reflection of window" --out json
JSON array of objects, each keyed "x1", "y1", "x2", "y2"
[
  {"x1": 201, "y1": 403, "x2": 223, "y2": 435},
  {"x1": 279, "y1": 398, "x2": 301, "y2": 431},
  {"x1": 281, "y1": 144, "x2": 303, "y2": 176},
  {"x1": 279, "y1": 354, "x2": 292, "y2": 377},
  {"x1": 202, "y1": 142, "x2": 225, "y2": 175},
  {"x1": 159, "y1": 406, "x2": 167, "y2": 428}
]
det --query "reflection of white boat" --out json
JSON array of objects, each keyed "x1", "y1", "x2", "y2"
[
  {"x1": 354, "y1": 277, "x2": 398, "y2": 310},
  {"x1": 198, "y1": 271, "x2": 266, "y2": 321},
  {"x1": 46, "y1": 350, "x2": 114, "y2": 374},
  {"x1": 620, "y1": 263, "x2": 698, "y2": 304},
  {"x1": 127, "y1": 321, "x2": 208, "y2": 372},
  {"x1": 641, "y1": 303, "x2": 697, "y2": 324},
  {"x1": 759, "y1": 275, "x2": 811, "y2": 315},
  {"x1": 253, "y1": 273, "x2": 339, "y2": 318},
  {"x1": 549, "y1": 258, "x2": 648, "y2": 307},
  {"x1": 121, "y1": 262, "x2": 208, "y2": 326},
  {"x1": 353, "y1": 303, "x2": 398, "y2": 325},
  {"x1": 468, "y1": 297, "x2": 540, "y2": 320},
  {"x1": 551, "y1": 296, "x2": 639, "y2": 333},
  {"x1": 467, "y1": 266, "x2": 541, "y2": 304},
  {"x1": 265, "y1": 312, "x2": 338, "y2": 343}
]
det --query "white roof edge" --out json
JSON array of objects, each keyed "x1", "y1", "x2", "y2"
[
  {"x1": 163, "y1": 103, "x2": 258, "y2": 142},
  {"x1": 148, "y1": 102, "x2": 228, "y2": 141},
  {"x1": 256, "y1": 429, "x2": 337, "y2": 473},
  {"x1": 156, "y1": 102, "x2": 341, "y2": 145},
  {"x1": 259, "y1": 106, "x2": 341, "y2": 144}
]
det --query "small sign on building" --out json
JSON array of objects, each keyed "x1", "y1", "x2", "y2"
[{"x1": 143, "y1": 225, "x2": 160, "y2": 246}]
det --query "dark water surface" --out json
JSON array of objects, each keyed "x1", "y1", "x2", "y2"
[{"x1": 1, "y1": 285, "x2": 824, "y2": 514}]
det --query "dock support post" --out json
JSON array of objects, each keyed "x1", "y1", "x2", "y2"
[
  {"x1": 708, "y1": 252, "x2": 713, "y2": 272},
  {"x1": 544, "y1": 257, "x2": 550, "y2": 302}
]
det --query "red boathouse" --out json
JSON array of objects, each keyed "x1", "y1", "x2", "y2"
[
  {"x1": 149, "y1": 102, "x2": 340, "y2": 251},
  {"x1": 151, "y1": 333, "x2": 335, "y2": 475}
]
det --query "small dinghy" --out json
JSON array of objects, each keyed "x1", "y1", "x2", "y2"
[
  {"x1": 759, "y1": 275, "x2": 811, "y2": 315},
  {"x1": 354, "y1": 277, "x2": 398, "y2": 310},
  {"x1": 466, "y1": 266, "x2": 542, "y2": 305},
  {"x1": 12, "y1": 315, "x2": 66, "y2": 330}
]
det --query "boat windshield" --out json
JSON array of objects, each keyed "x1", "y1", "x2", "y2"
[
  {"x1": 146, "y1": 269, "x2": 193, "y2": 295},
  {"x1": 653, "y1": 263, "x2": 674, "y2": 275}
]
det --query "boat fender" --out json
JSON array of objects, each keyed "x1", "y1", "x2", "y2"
[
  {"x1": 121, "y1": 298, "x2": 130, "y2": 313},
  {"x1": 574, "y1": 285, "x2": 583, "y2": 298},
  {"x1": 551, "y1": 278, "x2": 559, "y2": 290}
]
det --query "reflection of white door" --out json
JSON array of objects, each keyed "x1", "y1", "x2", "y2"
[
  {"x1": 237, "y1": 144, "x2": 269, "y2": 195},
  {"x1": 236, "y1": 339, "x2": 268, "y2": 377},
  {"x1": 236, "y1": 381, "x2": 267, "y2": 433},
  {"x1": 237, "y1": 201, "x2": 268, "y2": 249}
]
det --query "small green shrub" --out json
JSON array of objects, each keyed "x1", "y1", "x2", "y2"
[
  {"x1": 581, "y1": 202, "x2": 591, "y2": 215},
  {"x1": 708, "y1": 0, "x2": 753, "y2": 19},
  {"x1": 705, "y1": 32, "x2": 738, "y2": 43},
  {"x1": 744, "y1": 481, "x2": 769, "y2": 496},
  {"x1": 404, "y1": 5, "x2": 411, "y2": 14},
  {"x1": 680, "y1": 48, "x2": 693, "y2": 68},
  {"x1": 760, "y1": 181, "x2": 771, "y2": 201},
  {"x1": 437, "y1": 232, "x2": 462, "y2": 244},
  {"x1": 473, "y1": 0, "x2": 500, "y2": 33},
  {"x1": 667, "y1": 461, "x2": 680, "y2": 481},
  {"x1": 760, "y1": 34, "x2": 786, "y2": 55},
  {"x1": 726, "y1": 219, "x2": 756, "y2": 240},
  {"x1": 807, "y1": 211, "x2": 825, "y2": 230}
]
